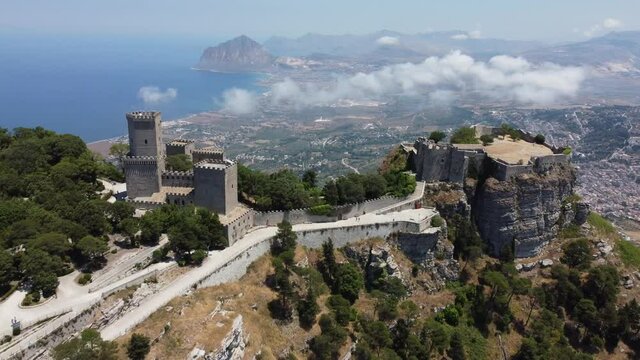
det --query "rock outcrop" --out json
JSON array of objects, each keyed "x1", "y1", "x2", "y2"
[
  {"x1": 196, "y1": 35, "x2": 274, "y2": 72},
  {"x1": 473, "y1": 165, "x2": 583, "y2": 257}
]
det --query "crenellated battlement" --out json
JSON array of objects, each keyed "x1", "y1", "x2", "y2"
[
  {"x1": 126, "y1": 111, "x2": 160, "y2": 121},
  {"x1": 193, "y1": 159, "x2": 235, "y2": 171},
  {"x1": 124, "y1": 156, "x2": 160, "y2": 166}
]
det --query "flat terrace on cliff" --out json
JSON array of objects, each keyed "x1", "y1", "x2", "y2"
[{"x1": 455, "y1": 137, "x2": 553, "y2": 165}]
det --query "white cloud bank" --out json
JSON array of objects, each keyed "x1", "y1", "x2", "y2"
[
  {"x1": 137, "y1": 86, "x2": 177, "y2": 104},
  {"x1": 220, "y1": 88, "x2": 258, "y2": 115},
  {"x1": 266, "y1": 52, "x2": 586, "y2": 107},
  {"x1": 451, "y1": 30, "x2": 482, "y2": 40},
  {"x1": 376, "y1": 36, "x2": 400, "y2": 46},
  {"x1": 583, "y1": 17, "x2": 623, "y2": 37}
]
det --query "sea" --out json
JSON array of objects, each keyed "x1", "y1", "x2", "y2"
[{"x1": 0, "y1": 33, "x2": 263, "y2": 142}]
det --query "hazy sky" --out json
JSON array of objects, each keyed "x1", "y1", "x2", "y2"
[{"x1": 1, "y1": 0, "x2": 638, "y2": 41}]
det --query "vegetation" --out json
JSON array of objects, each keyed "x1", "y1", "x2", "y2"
[
  {"x1": 140, "y1": 204, "x2": 227, "y2": 265},
  {"x1": 534, "y1": 134, "x2": 546, "y2": 144},
  {"x1": 479, "y1": 134, "x2": 494, "y2": 146},
  {"x1": 165, "y1": 154, "x2": 193, "y2": 172},
  {"x1": 429, "y1": 131, "x2": 447, "y2": 143},
  {"x1": 53, "y1": 329, "x2": 118, "y2": 360},
  {"x1": 127, "y1": 333, "x2": 151, "y2": 360},
  {"x1": 450, "y1": 127, "x2": 479, "y2": 144},
  {"x1": 617, "y1": 239, "x2": 640, "y2": 269},
  {"x1": 500, "y1": 123, "x2": 522, "y2": 141}
]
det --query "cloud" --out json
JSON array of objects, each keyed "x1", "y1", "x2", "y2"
[
  {"x1": 137, "y1": 86, "x2": 177, "y2": 104},
  {"x1": 584, "y1": 17, "x2": 623, "y2": 37},
  {"x1": 267, "y1": 51, "x2": 586, "y2": 108},
  {"x1": 451, "y1": 30, "x2": 482, "y2": 40},
  {"x1": 376, "y1": 36, "x2": 400, "y2": 46},
  {"x1": 220, "y1": 88, "x2": 258, "y2": 115}
]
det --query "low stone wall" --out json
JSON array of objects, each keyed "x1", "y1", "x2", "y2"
[
  {"x1": 532, "y1": 154, "x2": 569, "y2": 174},
  {"x1": 198, "y1": 239, "x2": 271, "y2": 288},
  {"x1": 492, "y1": 159, "x2": 533, "y2": 181},
  {"x1": 397, "y1": 228, "x2": 442, "y2": 263}
]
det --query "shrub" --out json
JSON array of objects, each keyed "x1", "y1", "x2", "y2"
[
  {"x1": 534, "y1": 134, "x2": 546, "y2": 144},
  {"x1": 127, "y1": 333, "x2": 151, "y2": 360},
  {"x1": 480, "y1": 134, "x2": 494, "y2": 146},
  {"x1": 21, "y1": 294, "x2": 33, "y2": 306},
  {"x1": 78, "y1": 273, "x2": 92, "y2": 285},
  {"x1": 561, "y1": 239, "x2": 592, "y2": 270},
  {"x1": 191, "y1": 249, "x2": 207, "y2": 266},
  {"x1": 431, "y1": 215, "x2": 444, "y2": 228},
  {"x1": 563, "y1": 147, "x2": 573, "y2": 155},
  {"x1": 308, "y1": 204, "x2": 333, "y2": 216},
  {"x1": 429, "y1": 131, "x2": 447, "y2": 143},
  {"x1": 450, "y1": 127, "x2": 479, "y2": 144}
]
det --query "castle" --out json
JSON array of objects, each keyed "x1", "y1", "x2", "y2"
[
  {"x1": 123, "y1": 111, "x2": 253, "y2": 245},
  {"x1": 407, "y1": 124, "x2": 571, "y2": 184}
]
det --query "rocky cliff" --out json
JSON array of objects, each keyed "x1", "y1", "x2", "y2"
[
  {"x1": 196, "y1": 35, "x2": 274, "y2": 72},
  {"x1": 471, "y1": 165, "x2": 589, "y2": 258}
]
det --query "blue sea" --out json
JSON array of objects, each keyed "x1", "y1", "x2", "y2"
[{"x1": 0, "y1": 33, "x2": 263, "y2": 142}]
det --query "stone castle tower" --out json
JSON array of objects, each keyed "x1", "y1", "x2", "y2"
[{"x1": 123, "y1": 111, "x2": 165, "y2": 198}]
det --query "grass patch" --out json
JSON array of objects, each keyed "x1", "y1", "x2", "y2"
[
  {"x1": 587, "y1": 212, "x2": 616, "y2": 236},
  {"x1": 616, "y1": 239, "x2": 640, "y2": 269},
  {"x1": 559, "y1": 224, "x2": 582, "y2": 239}
]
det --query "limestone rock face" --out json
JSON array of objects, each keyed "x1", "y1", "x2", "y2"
[
  {"x1": 197, "y1": 35, "x2": 274, "y2": 72},
  {"x1": 474, "y1": 166, "x2": 577, "y2": 258}
]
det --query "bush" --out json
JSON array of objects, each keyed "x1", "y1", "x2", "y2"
[
  {"x1": 191, "y1": 249, "x2": 207, "y2": 266},
  {"x1": 561, "y1": 239, "x2": 592, "y2": 270},
  {"x1": 534, "y1": 134, "x2": 546, "y2": 144},
  {"x1": 77, "y1": 273, "x2": 92, "y2": 285},
  {"x1": 308, "y1": 204, "x2": 333, "y2": 216},
  {"x1": 431, "y1": 215, "x2": 444, "y2": 228},
  {"x1": 127, "y1": 333, "x2": 151, "y2": 360},
  {"x1": 429, "y1": 131, "x2": 447, "y2": 143},
  {"x1": 450, "y1": 127, "x2": 479, "y2": 144},
  {"x1": 479, "y1": 134, "x2": 494, "y2": 146},
  {"x1": 563, "y1": 147, "x2": 573, "y2": 155}
]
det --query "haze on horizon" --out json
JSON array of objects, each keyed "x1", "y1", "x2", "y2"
[{"x1": 1, "y1": 0, "x2": 639, "y2": 42}]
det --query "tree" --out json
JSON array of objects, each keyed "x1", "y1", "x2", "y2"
[
  {"x1": 584, "y1": 265, "x2": 619, "y2": 307},
  {"x1": 0, "y1": 250, "x2": 13, "y2": 289},
  {"x1": 320, "y1": 239, "x2": 337, "y2": 287},
  {"x1": 534, "y1": 134, "x2": 546, "y2": 144},
  {"x1": 448, "y1": 331, "x2": 467, "y2": 360},
  {"x1": 53, "y1": 329, "x2": 118, "y2": 360},
  {"x1": 480, "y1": 134, "x2": 494, "y2": 146},
  {"x1": 107, "y1": 201, "x2": 135, "y2": 232},
  {"x1": 191, "y1": 249, "x2": 207, "y2": 266},
  {"x1": 327, "y1": 295, "x2": 354, "y2": 326},
  {"x1": 76, "y1": 235, "x2": 108, "y2": 264},
  {"x1": 127, "y1": 333, "x2": 151, "y2": 360},
  {"x1": 298, "y1": 286, "x2": 320, "y2": 329},
  {"x1": 302, "y1": 169, "x2": 317, "y2": 188},
  {"x1": 362, "y1": 320, "x2": 393, "y2": 357},
  {"x1": 561, "y1": 239, "x2": 592, "y2": 270},
  {"x1": 334, "y1": 262, "x2": 364, "y2": 303},
  {"x1": 30, "y1": 232, "x2": 71, "y2": 258},
  {"x1": 429, "y1": 131, "x2": 447, "y2": 143},
  {"x1": 33, "y1": 272, "x2": 59, "y2": 297},
  {"x1": 166, "y1": 154, "x2": 192, "y2": 172},
  {"x1": 322, "y1": 180, "x2": 339, "y2": 206},
  {"x1": 271, "y1": 221, "x2": 297, "y2": 265},
  {"x1": 109, "y1": 143, "x2": 129, "y2": 160},
  {"x1": 450, "y1": 127, "x2": 478, "y2": 144}
]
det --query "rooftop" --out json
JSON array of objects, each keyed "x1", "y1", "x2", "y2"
[
  {"x1": 482, "y1": 137, "x2": 553, "y2": 165},
  {"x1": 195, "y1": 159, "x2": 234, "y2": 170}
]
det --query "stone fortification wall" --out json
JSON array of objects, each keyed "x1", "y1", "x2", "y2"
[
  {"x1": 491, "y1": 159, "x2": 534, "y2": 181},
  {"x1": 532, "y1": 154, "x2": 569, "y2": 174},
  {"x1": 166, "y1": 141, "x2": 195, "y2": 158},
  {"x1": 127, "y1": 198, "x2": 163, "y2": 210},
  {"x1": 200, "y1": 216, "x2": 434, "y2": 288},
  {"x1": 124, "y1": 157, "x2": 162, "y2": 198},
  {"x1": 253, "y1": 193, "x2": 417, "y2": 227},
  {"x1": 224, "y1": 210, "x2": 254, "y2": 246},
  {"x1": 161, "y1": 171, "x2": 194, "y2": 187}
]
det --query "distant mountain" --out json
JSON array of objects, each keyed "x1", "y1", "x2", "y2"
[
  {"x1": 196, "y1": 35, "x2": 274, "y2": 72},
  {"x1": 263, "y1": 30, "x2": 543, "y2": 59},
  {"x1": 522, "y1": 31, "x2": 640, "y2": 75}
]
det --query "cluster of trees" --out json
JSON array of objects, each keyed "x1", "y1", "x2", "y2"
[
  {"x1": 450, "y1": 127, "x2": 479, "y2": 144},
  {"x1": 139, "y1": 204, "x2": 227, "y2": 265},
  {"x1": 0, "y1": 127, "x2": 131, "y2": 299},
  {"x1": 165, "y1": 154, "x2": 192, "y2": 172},
  {"x1": 238, "y1": 164, "x2": 416, "y2": 212},
  {"x1": 52, "y1": 329, "x2": 150, "y2": 360}
]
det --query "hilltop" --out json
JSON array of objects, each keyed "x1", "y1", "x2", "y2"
[{"x1": 195, "y1": 35, "x2": 275, "y2": 72}]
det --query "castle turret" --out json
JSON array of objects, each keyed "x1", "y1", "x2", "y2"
[
  {"x1": 124, "y1": 111, "x2": 165, "y2": 198},
  {"x1": 193, "y1": 159, "x2": 238, "y2": 215}
]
